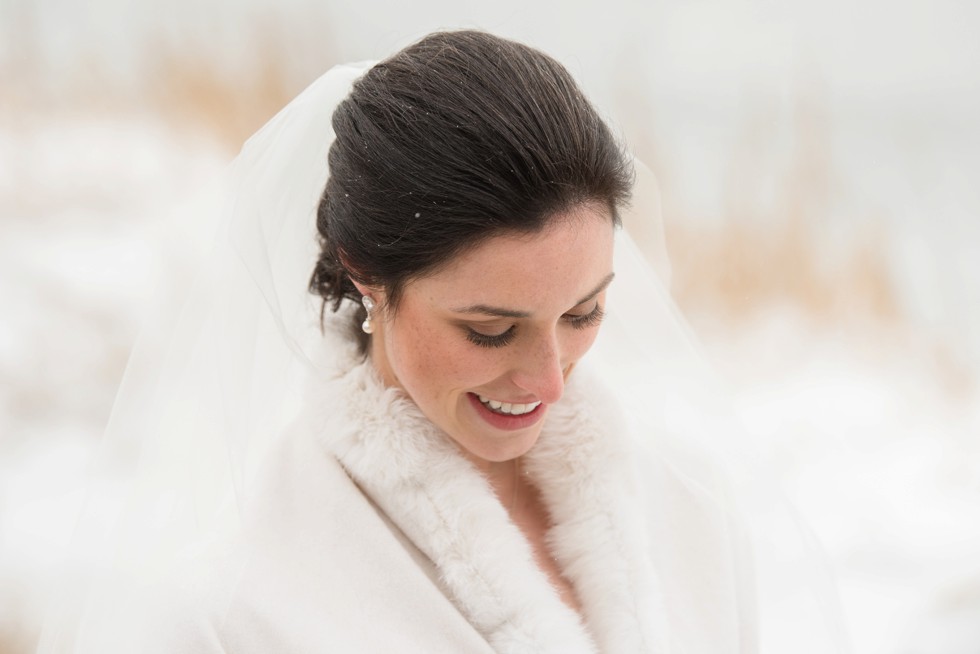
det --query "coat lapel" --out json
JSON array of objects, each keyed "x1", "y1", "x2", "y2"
[
  {"x1": 310, "y1": 320, "x2": 666, "y2": 653},
  {"x1": 529, "y1": 374, "x2": 669, "y2": 653}
]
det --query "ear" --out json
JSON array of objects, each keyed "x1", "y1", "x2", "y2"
[
  {"x1": 350, "y1": 280, "x2": 388, "y2": 315},
  {"x1": 350, "y1": 279, "x2": 382, "y2": 302},
  {"x1": 337, "y1": 249, "x2": 375, "y2": 298},
  {"x1": 350, "y1": 279, "x2": 372, "y2": 297}
]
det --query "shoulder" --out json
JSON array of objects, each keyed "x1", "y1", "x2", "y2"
[
  {"x1": 136, "y1": 416, "x2": 493, "y2": 654},
  {"x1": 96, "y1": 421, "x2": 366, "y2": 653}
]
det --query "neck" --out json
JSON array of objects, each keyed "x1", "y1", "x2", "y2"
[{"x1": 460, "y1": 451, "x2": 524, "y2": 511}]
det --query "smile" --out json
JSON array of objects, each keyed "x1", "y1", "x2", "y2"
[{"x1": 476, "y1": 394, "x2": 542, "y2": 416}]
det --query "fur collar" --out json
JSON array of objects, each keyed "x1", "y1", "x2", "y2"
[{"x1": 307, "y1": 314, "x2": 668, "y2": 653}]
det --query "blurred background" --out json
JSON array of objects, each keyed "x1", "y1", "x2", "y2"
[{"x1": 1, "y1": 0, "x2": 978, "y2": 652}]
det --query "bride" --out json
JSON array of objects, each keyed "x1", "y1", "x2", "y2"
[{"x1": 40, "y1": 30, "x2": 848, "y2": 654}]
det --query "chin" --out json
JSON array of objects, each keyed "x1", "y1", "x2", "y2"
[{"x1": 461, "y1": 425, "x2": 544, "y2": 464}]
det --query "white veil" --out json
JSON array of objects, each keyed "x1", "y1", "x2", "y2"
[{"x1": 37, "y1": 59, "x2": 850, "y2": 653}]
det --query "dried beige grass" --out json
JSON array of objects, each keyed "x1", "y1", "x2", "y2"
[
  {"x1": 666, "y1": 219, "x2": 899, "y2": 325},
  {"x1": 643, "y1": 80, "x2": 900, "y2": 328},
  {"x1": 1, "y1": 13, "x2": 336, "y2": 151},
  {"x1": 144, "y1": 33, "x2": 297, "y2": 150}
]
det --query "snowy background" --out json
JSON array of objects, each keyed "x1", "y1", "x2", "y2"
[{"x1": 2, "y1": 1, "x2": 979, "y2": 652}]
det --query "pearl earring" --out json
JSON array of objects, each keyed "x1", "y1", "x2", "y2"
[{"x1": 361, "y1": 296, "x2": 376, "y2": 334}]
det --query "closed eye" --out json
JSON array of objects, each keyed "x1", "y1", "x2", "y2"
[
  {"x1": 465, "y1": 325, "x2": 516, "y2": 348},
  {"x1": 564, "y1": 304, "x2": 604, "y2": 330}
]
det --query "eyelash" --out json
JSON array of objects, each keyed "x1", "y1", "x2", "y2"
[
  {"x1": 464, "y1": 304, "x2": 605, "y2": 349},
  {"x1": 465, "y1": 326, "x2": 517, "y2": 349}
]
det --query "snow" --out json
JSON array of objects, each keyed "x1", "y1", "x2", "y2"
[
  {"x1": 700, "y1": 310, "x2": 980, "y2": 654},
  {"x1": 0, "y1": 118, "x2": 227, "y2": 649}
]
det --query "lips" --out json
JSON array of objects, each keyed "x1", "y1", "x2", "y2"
[
  {"x1": 467, "y1": 393, "x2": 545, "y2": 431},
  {"x1": 476, "y1": 394, "x2": 542, "y2": 416}
]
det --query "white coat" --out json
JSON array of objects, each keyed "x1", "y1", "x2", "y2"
[{"x1": 120, "y1": 324, "x2": 757, "y2": 654}]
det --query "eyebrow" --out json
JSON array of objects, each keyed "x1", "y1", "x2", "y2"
[{"x1": 451, "y1": 272, "x2": 615, "y2": 318}]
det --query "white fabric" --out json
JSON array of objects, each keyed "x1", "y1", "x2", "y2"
[{"x1": 99, "y1": 309, "x2": 754, "y2": 653}]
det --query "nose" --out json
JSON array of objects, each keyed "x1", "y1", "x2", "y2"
[{"x1": 510, "y1": 330, "x2": 566, "y2": 405}]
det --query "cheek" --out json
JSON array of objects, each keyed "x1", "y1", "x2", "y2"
[
  {"x1": 566, "y1": 327, "x2": 602, "y2": 361},
  {"x1": 386, "y1": 312, "x2": 481, "y2": 396}
]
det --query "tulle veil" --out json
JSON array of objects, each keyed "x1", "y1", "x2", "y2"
[{"x1": 36, "y1": 59, "x2": 850, "y2": 653}]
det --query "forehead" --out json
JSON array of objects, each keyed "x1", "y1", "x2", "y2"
[{"x1": 410, "y1": 206, "x2": 616, "y2": 309}]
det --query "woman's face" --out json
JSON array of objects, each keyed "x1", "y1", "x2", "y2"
[{"x1": 364, "y1": 204, "x2": 615, "y2": 466}]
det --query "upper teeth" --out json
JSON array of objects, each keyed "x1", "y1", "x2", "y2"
[{"x1": 477, "y1": 394, "x2": 541, "y2": 416}]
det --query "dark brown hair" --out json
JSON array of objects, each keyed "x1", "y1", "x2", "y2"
[{"x1": 309, "y1": 30, "x2": 632, "y2": 352}]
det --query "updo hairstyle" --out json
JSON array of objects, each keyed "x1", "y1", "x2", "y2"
[{"x1": 309, "y1": 30, "x2": 633, "y2": 353}]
